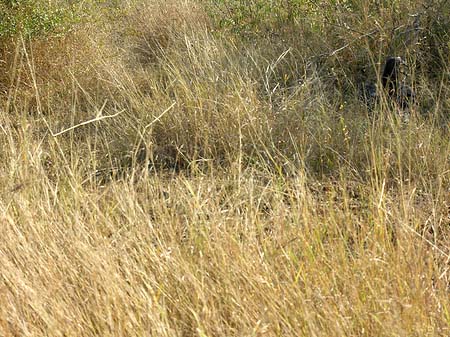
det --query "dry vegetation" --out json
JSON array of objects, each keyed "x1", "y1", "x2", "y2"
[{"x1": 0, "y1": 0, "x2": 449, "y2": 336}]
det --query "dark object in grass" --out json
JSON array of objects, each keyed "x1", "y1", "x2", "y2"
[
  {"x1": 362, "y1": 56, "x2": 415, "y2": 112},
  {"x1": 382, "y1": 56, "x2": 415, "y2": 109}
]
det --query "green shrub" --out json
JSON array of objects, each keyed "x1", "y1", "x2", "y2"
[
  {"x1": 0, "y1": 0, "x2": 77, "y2": 38},
  {"x1": 204, "y1": 0, "x2": 309, "y2": 36}
]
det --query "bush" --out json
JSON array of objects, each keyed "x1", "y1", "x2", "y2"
[{"x1": 0, "y1": 0, "x2": 76, "y2": 38}]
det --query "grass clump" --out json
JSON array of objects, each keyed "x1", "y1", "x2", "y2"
[{"x1": 0, "y1": 0, "x2": 449, "y2": 336}]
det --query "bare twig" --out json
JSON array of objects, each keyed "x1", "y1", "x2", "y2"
[
  {"x1": 140, "y1": 101, "x2": 177, "y2": 138},
  {"x1": 50, "y1": 100, "x2": 124, "y2": 137}
]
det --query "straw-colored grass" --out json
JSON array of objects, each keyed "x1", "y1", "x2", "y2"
[{"x1": 0, "y1": 1, "x2": 449, "y2": 336}]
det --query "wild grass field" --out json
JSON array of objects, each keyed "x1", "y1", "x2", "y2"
[{"x1": 0, "y1": 0, "x2": 449, "y2": 336}]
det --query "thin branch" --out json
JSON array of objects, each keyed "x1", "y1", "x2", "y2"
[
  {"x1": 50, "y1": 101, "x2": 124, "y2": 137},
  {"x1": 140, "y1": 101, "x2": 177, "y2": 138}
]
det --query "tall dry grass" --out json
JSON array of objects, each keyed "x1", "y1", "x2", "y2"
[{"x1": 0, "y1": 0, "x2": 449, "y2": 336}]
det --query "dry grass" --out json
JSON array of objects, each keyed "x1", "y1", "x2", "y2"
[{"x1": 0, "y1": 0, "x2": 449, "y2": 336}]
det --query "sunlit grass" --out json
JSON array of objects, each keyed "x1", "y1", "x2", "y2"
[{"x1": 0, "y1": 0, "x2": 449, "y2": 336}]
